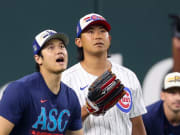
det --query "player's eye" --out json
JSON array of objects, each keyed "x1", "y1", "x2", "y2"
[
  {"x1": 87, "y1": 30, "x2": 94, "y2": 34},
  {"x1": 60, "y1": 44, "x2": 65, "y2": 49},
  {"x1": 47, "y1": 45, "x2": 55, "y2": 50},
  {"x1": 100, "y1": 29, "x2": 106, "y2": 33}
]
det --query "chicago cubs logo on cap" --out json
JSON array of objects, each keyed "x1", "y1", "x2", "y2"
[
  {"x1": 116, "y1": 87, "x2": 132, "y2": 113},
  {"x1": 83, "y1": 15, "x2": 105, "y2": 23}
]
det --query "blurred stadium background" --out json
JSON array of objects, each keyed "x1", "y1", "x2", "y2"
[{"x1": 0, "y1": 0, "x2": 180, "y2": 105}]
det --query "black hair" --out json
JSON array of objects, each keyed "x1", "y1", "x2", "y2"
[
  {"x1": 35, "y1": 49, "x2": 43, "y2": 72},
  {"x1": 77, "y1": 47, "x2": 84, "y2": 61},
  {"x1": 162, "y1": 87, "x2": 180, "y2": 94}
]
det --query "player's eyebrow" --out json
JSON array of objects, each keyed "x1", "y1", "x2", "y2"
[{"x1": 83, "y1": 24, "x2": 107, "y2": 32}]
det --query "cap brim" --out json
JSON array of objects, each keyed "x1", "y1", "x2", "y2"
[
  {"x1": 164, "y1": 87, "x2": 180, "y2": 92},
  {"x1": 45, "y1": 33, "x2": 69, "y2": 46},
  {"x1": 85, "y1": 20, "x2": 111, "y2": 31},
  {"x1": 165, "y1": 85, "x2": 180, "y2": 90}
]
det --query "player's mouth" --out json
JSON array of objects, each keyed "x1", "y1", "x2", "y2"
[
  {"x1": 56, "y1": 57, "x2": 64, "y2": 64},
  {"x1": 94, "y1": 42, "x2": 104, "y2": 46},
  {"x1": 174, "y1": 102, "x2": 180, "y2": 107}
]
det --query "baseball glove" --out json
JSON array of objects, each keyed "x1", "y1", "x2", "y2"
[{"x1": 86, "y1": 69, "x2": 126, "y2": 116}]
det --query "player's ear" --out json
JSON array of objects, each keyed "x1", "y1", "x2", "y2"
[
  {"x1": 75, "y1": 38, "x2": 82, "y2": 47},
  {"x1": 109, "y1": 34, "x2": 112, "y2": 44},
  {"x1": 160, "y1": 91, "x2": 165, "y2": 101},
  {"x1": 34, "y1": 54, "x2": 43, "y2": 65},
  {"x1": 109, "y1": 34, "x2": 112, "y2": 41}
]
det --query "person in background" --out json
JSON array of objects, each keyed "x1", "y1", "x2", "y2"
[
  {"x1": 143, "y1": 72, "x2": 180, "y2": 135},
  {"x1": 169, "y1": 14, "x2": 180, "y2": 73}
]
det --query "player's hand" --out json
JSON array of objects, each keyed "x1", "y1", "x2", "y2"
[{"x1": 86, "y1": 69, "x2": 126, "y2": 116}]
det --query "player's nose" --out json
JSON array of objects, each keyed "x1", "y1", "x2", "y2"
[{"x1": 94, "y1": 31, "x2": 103, "y2": 39}]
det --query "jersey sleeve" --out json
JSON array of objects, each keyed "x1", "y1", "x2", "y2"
[
  {"x1": 68, "y1": 89, "x2": 82, "y2": 131},
  {"x1": 0, "y1": 81, "x2": 28, "y2": 124},
  {"x1": 129, "y1": 73, "x2": 147, "y2": 118}
]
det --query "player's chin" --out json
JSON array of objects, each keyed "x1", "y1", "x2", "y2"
[
  {"x1": 172, "y1": 108, "x2": 180, "y2": 113},
  {"x1": 171, "y1": 105, "x2": 180, "y2": 112},
  {"x1": 53, "y1": 67, "x2": 66, "y2": 74}
]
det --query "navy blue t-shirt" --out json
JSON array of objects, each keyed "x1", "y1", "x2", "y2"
[
  {"x1": 143, "y1": 100, "x2": 180, "y2": 135},
  {"x1": 0, "y1": 72, "x2": 82, "y2": 135}
]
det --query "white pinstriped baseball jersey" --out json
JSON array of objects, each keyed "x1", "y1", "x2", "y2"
[{"x1": 62, "y1": 62, "x2": 147, "y2": 135}]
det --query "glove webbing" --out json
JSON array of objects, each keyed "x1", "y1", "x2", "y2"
[
  {"x1": 89, "y1": 87, "x2": 126, "y2": 116},
  {"x1": 95, "y1": 79, "x2": 120, "y2": 104},
  {"x1": 88, "y1": 72, "x2": 115, "y2": 101},
  {"x1": 89, "y1": 70, "x2": 114, "y2": 91},
  {"x1": 96, "y1": 83, "x2": 125, "y2": 108}
]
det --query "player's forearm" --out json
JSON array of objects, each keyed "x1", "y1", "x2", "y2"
[
  {"x1": 81, "y1": 105, "x2": 90, "y2": 121},
  {"x1": 131, "y1": 116, "x2": 147, "y2": 135},
  {"x1": 66, "y1": 129, "x2": 84, "y2": 135},
  {"x1": 0, "y1": 116, "x2": 14, "y2": 135}
]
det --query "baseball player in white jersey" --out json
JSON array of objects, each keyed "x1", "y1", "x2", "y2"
[{"x1": 62, "y1": 13, "x2": 147, "y2": 135}]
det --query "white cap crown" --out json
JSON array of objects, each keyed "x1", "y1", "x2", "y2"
[
  {"x1": 164, "y1": 72, "x2": 180, "y2": 90},
  {"x1": 32, "y1": 29, "x2": 69, "y2": 55}
]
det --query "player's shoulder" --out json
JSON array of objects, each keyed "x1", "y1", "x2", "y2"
[
  {"x1": 62, "y1": 63, "x2": 82, "y2": 78},
  {"x1": 143, "y1": 100, "x2": 165, "y2": 134},
  {"x1": 61, "y1": 82, "x2": 75, "y2": 94},
  {"x1": 20, "y1": 72, "x2": 41, "y2": 84},
  {"x1": 111, "y1": 62, "x2": 137, "y2": 78},
  {"x1": 7, "y1": 72, "x2": 41, "y2": 91},
  {"x1": 146, "y1": 100, "x2": 163, "y2": 112},
  {"x1": 143, "y1": 100, "x2": 163, "y2": 120},
  {"x1": 63, "y1": 63, "x2": 81, "y2": 73},
  {"x1": 60, "y1": 82, "x2": 80, "y2": 102}
]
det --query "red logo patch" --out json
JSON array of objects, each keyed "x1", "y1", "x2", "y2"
[
  {"x1": 116, "y1": 87, "x2": 132, "y2": 113},
  {"x1": 119, "y1": 92, "x2": 131, "y2": 108}
]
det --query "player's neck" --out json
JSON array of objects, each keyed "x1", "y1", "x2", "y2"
[
  {"x1": 166, "y1": 114, "x2": 180, "y2": 126},
  {"x1": 40, "y1": 70, "x2": 61, "y2": 95},
  {"x1": 80, "y1": 58, "x2": 111, "y2": 76}
]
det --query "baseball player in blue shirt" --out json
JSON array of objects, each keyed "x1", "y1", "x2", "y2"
[{"x1": 0, "y1": 29, "x2": 83, "y2": 135}]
